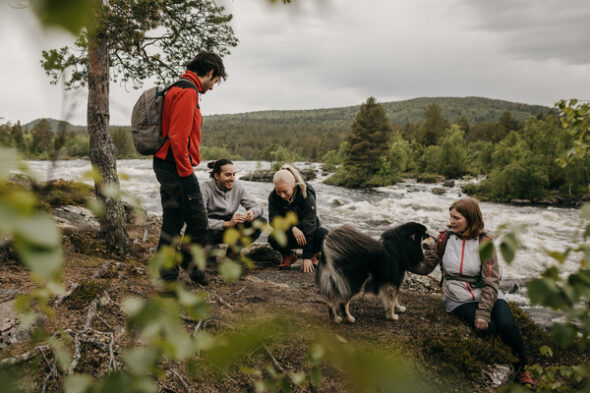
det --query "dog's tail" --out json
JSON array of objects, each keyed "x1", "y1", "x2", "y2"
[{"x1": 316, "y1": 227, "x2": 353, "y2": 300}]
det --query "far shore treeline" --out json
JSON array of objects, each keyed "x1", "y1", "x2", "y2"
[{"x1": 2, "y1": 95, "x2": 588, "y2": 203}]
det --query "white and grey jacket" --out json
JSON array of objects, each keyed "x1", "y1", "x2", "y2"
[
  {"x1": 200, "y1": 179, "x2": 263, "y2": 231},
  {"x1": 440, "y1": 232, "x2": 503, "y2": 322}
]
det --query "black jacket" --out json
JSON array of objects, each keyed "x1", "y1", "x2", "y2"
[{"x1": 268, "y1": 183, "x2": 320, "y2": 236}]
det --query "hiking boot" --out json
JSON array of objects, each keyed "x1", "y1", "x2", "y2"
[
  {"x1": 189, "y1": 269, "x2": 209, "y2": 286},
  {"x1": 516, "y1": 370, "x2": 535, "y2": 390},
  {"x1": 278, "y1": 253, "x2": 297, "y2": 270}
]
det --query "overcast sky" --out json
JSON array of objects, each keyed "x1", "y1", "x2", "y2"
[{"x1": 1, "y1": 0, "x2": 589, "y2": 126}]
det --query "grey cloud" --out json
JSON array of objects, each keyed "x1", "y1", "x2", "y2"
[{"x1": 462, "y1": 0, "x2": 590, "y2": 65}]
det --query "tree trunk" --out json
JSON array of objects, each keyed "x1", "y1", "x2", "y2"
[{"x1": 87, "y1": 31, "x2": 131, "y2": 257}]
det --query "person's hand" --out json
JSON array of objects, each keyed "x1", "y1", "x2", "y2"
[
  {"x1": 292, "y1": 227, "x2": 306, "y2": 246},
  {"x1": 475, "y1": 318, "x2": 488, "y2": 330},
  {"x1": 244, "y1": 210, "x2": 255, "y2": 222},
  {"x1": 301, "y1": 258, "x2": 315, "y2": 273},
  {"x1": 225, "y1": 213, "x2": 245, "y2": 228}
]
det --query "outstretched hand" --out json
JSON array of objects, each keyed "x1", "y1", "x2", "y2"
[{"x1": 301, "y1": 258, "x2": 315, "y2": 273}]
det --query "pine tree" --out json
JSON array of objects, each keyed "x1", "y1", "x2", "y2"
[
  {"x1": 419, "y1": 103, "x2": 450, "y2": 146},
  {"x1": 41, "y1": 0, "x2": 238, "y2": 255},
  {"x1": 11, "y1": 122, "x2": 26, "y2": 152},
  {"x1": 344, "y1": 96, "x2": 393, "y2": 178},
  {"x1": 30, "y1": 119, "x2": 54, "y2": 156}
]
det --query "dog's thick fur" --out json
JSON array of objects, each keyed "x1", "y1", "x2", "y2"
[{"x1": 316, "y1": 222, "x2": 436, "y2": 323}]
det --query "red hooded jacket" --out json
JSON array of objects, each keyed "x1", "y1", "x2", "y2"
[{"x1": 154, "y1": 70, "x2": 203, "y2": 177}]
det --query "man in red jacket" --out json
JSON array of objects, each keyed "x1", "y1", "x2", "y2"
[{"x1": 153, "y1": 51, "x2": 227, "y2": 285}]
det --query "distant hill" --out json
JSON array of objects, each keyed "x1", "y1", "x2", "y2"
[
  {"x1": 22, "y1": 118, "x2": 87, "y2": 134},
  {"x1": 201, "y1": 96, "x2": 553, "y2": 160},
  {"x1": 21, "y1": 97, "x2": 553, "y2": 160}
]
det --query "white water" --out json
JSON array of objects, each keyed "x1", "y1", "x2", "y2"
[{"x1": 24, "y1": 159, "x2": 586, "y2": 311}]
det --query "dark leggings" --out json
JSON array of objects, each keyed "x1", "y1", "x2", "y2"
[
  {"x1": 268, "y1": 226, "x2": 328, "y2": 259},
  {"x1": 452, "y1": 299, "x2": 527, "y2": 370}
]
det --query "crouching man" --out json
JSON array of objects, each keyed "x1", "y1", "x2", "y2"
[{"x1": 201, "y1": 159, "x2": 266, "y2": 258}]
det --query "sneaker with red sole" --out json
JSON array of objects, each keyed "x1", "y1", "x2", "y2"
[
  {"x1": 516, "y1": 370, "x2": 535, "y2": 390},
  {"x1": 279, "y1": 253, "x2": 297, "y2": 270},
  {"x1": 311, "y1": 255, "x2": 319, "y2": 266}
]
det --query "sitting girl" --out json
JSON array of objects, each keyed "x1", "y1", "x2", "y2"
[
  {"x1": 434, "y1": 197, "x2": 534, "y2": 389},
  {"x1": 268, "y1": 164, "x2": 328, "y2": 273}
]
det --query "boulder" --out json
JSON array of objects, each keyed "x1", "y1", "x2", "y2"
[{"x1": 242, "y1": 168, "x2": 317, "y2": 183}]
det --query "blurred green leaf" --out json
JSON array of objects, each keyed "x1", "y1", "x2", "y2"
[
  {"x1": 499, "y1": 233, "x2": 519, "y2": 264},
  {"x1": 14, "y1": 294, "x2": 37, "y2": 328},
  {"x1": 539, "y1": 345, "x2": 553, "y2": 357},
  {"x1": 15, "y1": 244, "x2": 63, "y2": 281},
  {"x1": 47, "y1": 335, "x2": 72, "y2": 372},
  {"x1": 310, "y1": 366, "x2": 322, "y2": 387},
  {"x1": 64, "y1": 374, "x2": 93, "y2": 393},
  {"x1": 479, "y1": 239, "x2": 494, "y2": 263},
  {"x1": 14, "y1": 213, "x2": 60, "y2": 248},
  {"x1": 165, "y1": 329, "x2": 195, "y2": 360},
  {"x1": 32, "y1": 0, "x2": 97, "y2": 34},
  {"x1": 527, "y1": 278, "x2": 565, "y2": 309},
  {"x1": 122, "y1": 347, "x2": 158, "y2": 374},
  {"x1": 0, "y1": 148, "x2": 19, "y2": 180},
  {"x1": 190, "y1": 244, "x2": 206, "y2": 271},
  {"x1": 219, "y1": 260, "x2": 242, "y2": 282},
  {"x1": 223, "y1": 228, "x2": 240, "y2": 246},
  {"x1": 195, "y1": 331, "x2": 217, "y2": 351},
  {"x1": 86, "y1": 198, "x2": 104, "y2": 217},
  {"x1": 545, "y1": 249, "x2": 570, "y2": 265},
  {"x1": 551, "y1": 323, "x2": 577, "y2": 347},
  {"x1": 121, "y1": 297, "x2": 145, "y2": 317},
  {"x1": 271, "y1": 230, "x2": 287, "y2": 248},
  {"x1": 101, "y1": 183, "x2": 121, "y2": 199}
]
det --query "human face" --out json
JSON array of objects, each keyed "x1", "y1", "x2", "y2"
[
  {"x1": 214, "y1": 164, "x2": 235, "y2": 191},
  {"x1": 199, "y1": 70, "x2": 220, "y2": 94},
  {"x1": 449, "y1": 208, "x2": 468, "y2": 234},
  {"x1": 274, "y1": 181, "x2": 295, "y2": 202}
]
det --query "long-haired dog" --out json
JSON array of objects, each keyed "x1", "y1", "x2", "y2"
[{"x1": 316, "y1": 222, "x2": 437, "y2": 323}]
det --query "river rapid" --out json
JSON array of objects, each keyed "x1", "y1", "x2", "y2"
[{"x1": 25, "y1": 159, "x2": 586, "y2": 324}]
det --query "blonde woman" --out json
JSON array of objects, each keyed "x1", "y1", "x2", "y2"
[{"x1": 268, "y1": 165, "x2": 327, "y2": 273}]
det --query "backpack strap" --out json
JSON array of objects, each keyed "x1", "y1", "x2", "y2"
[
  {"x1": 437, "y1": 230, "x2": 451, "y2": 287},
  {"x1": 160, "y1": 78, "x2": 200, "y2": 108}
]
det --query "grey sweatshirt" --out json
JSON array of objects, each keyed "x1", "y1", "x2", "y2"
[{"x1": 200, "y1": 178, "x2": 263, "y2": 230}]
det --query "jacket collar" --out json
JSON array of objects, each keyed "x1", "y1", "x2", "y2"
[{"x1": 181, "y1": 70, "x2": 204, "y2": 93}]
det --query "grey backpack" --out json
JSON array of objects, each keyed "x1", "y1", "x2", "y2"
[{"x1": 130, "y1": 79, "x2": 198, "y2": 155}]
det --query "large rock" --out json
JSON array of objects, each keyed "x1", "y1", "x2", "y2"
[
  {"x1": 0, "y1": 299, "x2": 31, "y2": 350},
  {"x1": 242, "y1": 168, "x2": 317, "y2": 183},
  {"x1": 482, "y1": 363, "x2": 515, "y2": 388}
]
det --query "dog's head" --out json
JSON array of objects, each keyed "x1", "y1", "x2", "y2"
[{"x1": 382, "y1": 222, "x2": 434, "y2": 262}]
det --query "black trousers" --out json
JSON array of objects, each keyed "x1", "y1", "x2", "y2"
[
  {"x1": 268, "y1": 226, "x2": 328, "y2": 259},
  {"x1": 452, "y1": 299, "x2": 528, "y2": 370},
  {"x1": 206, "y1": 214, "x2": 267, "y2": 246},
  {"x1": 154, "y1": 157, "x2": 208, "y2": 281}
]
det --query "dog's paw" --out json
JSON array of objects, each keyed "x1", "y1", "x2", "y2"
[
  {"x1": 396, "y1": 305, "x2": 407, "y2": 313},
  {"x1": 345, "y1": 315, "x2": 356, "y2": 323},
  {"x1": 386, "y1": 312, "x2": 399, "y2": 321},
  {"x1": 333, "y1": 315, "x2": 343, "y2": 324}
]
